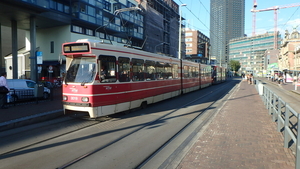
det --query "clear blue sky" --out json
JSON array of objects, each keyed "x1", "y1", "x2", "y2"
[{"x1": 174, "y1": 0, "x2": 300, "y2": 38}]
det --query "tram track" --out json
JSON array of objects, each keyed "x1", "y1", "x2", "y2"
[{"x1": 56, "y1": 80, "x2": 239, "y2": 169}]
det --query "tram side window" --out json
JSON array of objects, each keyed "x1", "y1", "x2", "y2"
[
  {"x1": 99, "y1": 55, "x2": 116, "y2": 83},
  {"x1": 189, "y1": 66, "x2": 193, "y2": 78},
  {"x1": 118, "y1": 57, "x2": 130, "y2": 82},
  {"x1": 145, "y1": 60, "x2": 156, "y2": 80},
  {"x1": 195, "y1": 66, "x2": 199, "y2": 77},
  {"x1": 172, "y1": 64, "x2": 179, "y2": 79},
  {"x1": 156, "y1": 62, "x2": 165, "y2": 80},
  {"x1": 183, "y1": 66, "x2": 189, "y2": 78},
  {"x1": 165, "y1": 63, "x2": 173, "y2": 79},
  {"x1": 132, "y1": 58, "x2": 144, "y2": 81}
]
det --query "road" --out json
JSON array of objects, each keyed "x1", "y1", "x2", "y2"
[{"x1": 0, "y1": 79, "x2": 240, "y2": 169}]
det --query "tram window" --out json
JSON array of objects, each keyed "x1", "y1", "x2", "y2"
[
  {"x1": 156, "y1": 62, "x2": 165, "y2": 80},
  {"x1": 65, "y1": 57, "x2": 96, "y2": 83},
  {"x1": 189, "y1": 66, "x2": 193, "y2": 78},
  {"x1": 195, "y1": 66, "x2": 199, "y2": 77},
  {"x1": 99, "y1": 55, "x2": 116, "y2": 83},
  {"x1": 191, "y1": 67, "x2": 198, "y2": 77},
  {"x1": 172, "y1": 64, "x2": 179, "y2": 79},
  {"x1": 132, "y1": 58, "x2": 144, "y2": 81},
  {"x1": 145, "y1": 60, "x2": 156, "y2": 80},
  {"x1": 118, "y1": 57, "x2": 130, "y2": 82},
  {"x1": 183, "y1": 66, "x2": 189, "y2": 78},
  {"x1": 165, "y1": 63, "x2": 172, "y2": 79}
]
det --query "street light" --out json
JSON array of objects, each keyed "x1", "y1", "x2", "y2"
[{"x1": 178, "y1": 4, "x2": 187, "y2": 60}]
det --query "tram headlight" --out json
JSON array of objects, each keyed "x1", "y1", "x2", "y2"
[
  {"x1": 63, "y1": 96, "x2": 68, "y2": 101},
  {"x1": 81, "y1": 97, "x2": 89, "y2": 102}
]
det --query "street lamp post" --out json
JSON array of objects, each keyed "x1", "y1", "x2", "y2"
[{"x1": 178, "y1": 4, "x2": 186, "y2": 60}]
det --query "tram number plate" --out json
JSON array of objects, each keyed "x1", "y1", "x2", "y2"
[{"x1": 71, "y1": 97, "x2": 79, "y2": 101}]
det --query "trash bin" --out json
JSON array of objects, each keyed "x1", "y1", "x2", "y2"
[{"x1": 34, "y1": 83, "x2": 44, "y2": 98}]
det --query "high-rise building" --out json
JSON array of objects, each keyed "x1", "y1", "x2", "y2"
[{"x1": 210, "y1": 0, "x2": 245, "y2": 67}]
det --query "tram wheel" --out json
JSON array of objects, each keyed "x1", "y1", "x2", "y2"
[{"x1": 141, "y1": 101, "x2": 147, "y2": 109}]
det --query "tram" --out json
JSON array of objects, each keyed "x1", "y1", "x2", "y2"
[
  {"x1": 211, "y1": 65, "x2": 227, "y2": 84},
  {"x1": 62, "y1": 39, "x2": 222, "y2": 118}
]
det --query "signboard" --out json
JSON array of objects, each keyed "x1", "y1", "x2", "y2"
[
  {"x1": 48, "y1": 65, "x2": 53, "y2": 73},
  {"x1": 38, "y1": 66, "x2": 42, "y2": 73},
  {"x1": 267, "y1": 63, "x2": 279, "y2": 71},
  {"x1": 36, "y1": 51, "x2": 43, "y2": 64}
]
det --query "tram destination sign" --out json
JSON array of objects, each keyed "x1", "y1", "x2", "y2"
[{"x1": 63, "y1": 43, "x2": 90, "y2": 53}]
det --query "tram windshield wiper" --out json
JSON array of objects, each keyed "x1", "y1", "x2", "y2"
[{"x1": 81, "y1": 80, "x2": 86, "y2": 86}]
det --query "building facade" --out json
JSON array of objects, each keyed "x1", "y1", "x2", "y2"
[
  {"x1": 0, "y1": 0, "x2": 181, "y2": 80},
  {"x1": 229, "y1": 32, "x2": 281, "y2": 76},
  {"x1": 138, "y1": 0, "x2": 180, "y2": 57},
  {"x1": 184, "y1": 28, "x2": 210, "y2": 64},
  {"x1": 210, "y1": 0, "x2": 245, "y2": 67},
  {"x1": 278, "y1": 28, "x2": 300, "y2": 71}
]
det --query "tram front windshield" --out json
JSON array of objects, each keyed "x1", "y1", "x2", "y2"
[{"x1": 65, "y1": 57, "x2": 96, "y2": 83}]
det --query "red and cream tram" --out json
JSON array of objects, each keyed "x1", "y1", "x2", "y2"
[{"x1": 62, "y1": 39, "x2": 215, "y2": 118}]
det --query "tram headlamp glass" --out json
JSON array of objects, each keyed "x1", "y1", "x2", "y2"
[
  {"x1": 82, "y1": 97, "x2": 89, "y2": 102},
  {"x1": 63, "y1": 96, "x2": 68, "y2": 101}
]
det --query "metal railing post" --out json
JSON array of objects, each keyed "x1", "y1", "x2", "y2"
[
  {"x1": 284, "y1": 105, "x2": 290, "y2": 148},
  {"x1": 272, "y1": 95, "x2": 277, "y2": 122},
  {"x1": 277, "y1": 100, "x2": 282, "y2": 132},
  {"x1": 296, "y1": 114, "x2": 300, "y2": 169}
]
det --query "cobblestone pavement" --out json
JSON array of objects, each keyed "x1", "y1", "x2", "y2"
[{"x1": 177, "y1": 81, "x2": 295, "y2": 169}]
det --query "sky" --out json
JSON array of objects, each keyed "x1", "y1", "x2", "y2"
[{"x1": 174, "y1": 0, "x2": 300, "y2": 38}]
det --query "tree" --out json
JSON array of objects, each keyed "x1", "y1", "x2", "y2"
[{"x1": 229, "y1": 60, "x2": 241, "y2": 72}]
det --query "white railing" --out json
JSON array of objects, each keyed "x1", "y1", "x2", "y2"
[{"x1": 256, "y1": 80, "x2": 300, "y2": 169}]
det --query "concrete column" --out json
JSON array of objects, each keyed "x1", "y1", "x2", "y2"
[
  {"x1": 11, "y1": 20, "x2": 18, "y2": 79},
  {"x1": 0, "y1": 24, "x2": 3, "y2": 73},
  {"x1": 30, "y1": 16, "x2": 37, "y2": 82}
]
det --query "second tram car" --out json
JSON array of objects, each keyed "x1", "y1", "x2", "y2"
[
  {"x1": 211, "y1": 65, "x2": 227, "y2": 84},
  {"x1": 62, "y1": 39, "x2": 223, "y2": 118}
]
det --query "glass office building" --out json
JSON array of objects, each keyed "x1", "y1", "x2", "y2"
[{"x1": 210, "y1": 0, "x2": 245, "y2": 66}]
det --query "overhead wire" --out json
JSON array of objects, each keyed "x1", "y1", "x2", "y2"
[
  {"x1": 177, "y1": 0, "x2": 228, "y2": 47},
  {"x1": 280, "y1": 5, "x2": 300, "y2": 31}
]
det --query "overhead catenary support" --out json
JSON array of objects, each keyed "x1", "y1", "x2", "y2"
[
  {"x1": 11, "y1": 20, "x2": 18, "y2": 79},
  {"x1": 30, "y1": 16, "x2": 37, "y2": 82},
  {"x1": 178, "y1": 4, "x2": 186, "y2": 60}
]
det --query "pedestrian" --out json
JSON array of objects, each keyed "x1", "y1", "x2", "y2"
[
  {"x1": 0, "y1": 72, "x2": 9, "y2": 109},
  {"x1": 249, "y1": 73, "x2": 253, "y2": 84}
]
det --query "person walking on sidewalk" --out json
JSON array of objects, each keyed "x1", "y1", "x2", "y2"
[{"x1": 0, "y1": 72, "x2": 9, "y2": 109}]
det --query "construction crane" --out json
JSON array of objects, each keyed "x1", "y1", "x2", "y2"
[
  {"x1": 251, "y1": 2, "x2": 300, "y2": 49},
  {"x1": 252, "y1": 0, "x2": 257, "y2": 36}
]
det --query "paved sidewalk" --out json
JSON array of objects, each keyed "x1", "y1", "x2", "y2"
[
  {"x1": 0, "y1": 88, "x2": 63, "y2": 131},
  {"x1": 177, "y1": 80, "x2": 295, "y2": 169}
]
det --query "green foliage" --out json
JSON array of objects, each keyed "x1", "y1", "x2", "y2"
[{"x1": 229, "y1": 60, "x2": 241, "y2": 72}]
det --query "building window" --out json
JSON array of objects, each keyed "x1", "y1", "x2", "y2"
[
  {"x1": 185, "y1": 32, "x2": 192, "y2": 36},
  {"x1": 186, "y1": 43, "x2": 192, "y2": 47},
  {"x1": 86, "y1": 29, "x2": 93, "y2": 36},
  {"x1": 72, "y1": 25, "x2": 83, "y2": 33},
  {"x1": 185, "y1": 38, "x2": 192, "y2": 42},
  {"x1": 103, "y1": 1, "x2": 111, "y2": 11},
  {"x1": 50, "y1": 41, "x2": 54, "y2": 53}
]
